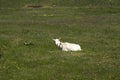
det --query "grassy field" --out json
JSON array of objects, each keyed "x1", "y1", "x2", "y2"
[{"x1": 0, "y1": 0, "x2": 120, "y2": 80}]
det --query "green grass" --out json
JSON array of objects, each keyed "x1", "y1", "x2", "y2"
[
  {"x1": 0, "y1": 0, "x2": 120, "y2": 8},
  {"x1": 0, "y1": 0, "x2": 120, "y2": 80}
]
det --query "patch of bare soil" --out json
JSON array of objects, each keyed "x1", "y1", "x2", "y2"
[{"x1": 24, "y1": 4, "x2": 42, "y2": 9}]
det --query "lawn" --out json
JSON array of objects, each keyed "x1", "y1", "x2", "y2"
[{"x1": 0, "y1": 0, "x2": 120, "y2": 80}]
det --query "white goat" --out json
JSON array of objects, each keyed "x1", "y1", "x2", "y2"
[{"x1": 53, "y1": 39, "x2": 82, "y2": 51}]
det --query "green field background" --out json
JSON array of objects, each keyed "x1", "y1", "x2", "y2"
[{"x1": 0, "y1": 0, "x2": 120, "y2": 80}]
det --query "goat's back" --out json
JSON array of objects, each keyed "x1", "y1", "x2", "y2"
[{"x1": 60, "y1": 42, "x2": 81, "y2": 51}]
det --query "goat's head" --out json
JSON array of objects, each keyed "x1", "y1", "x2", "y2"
[{"x1": 53, "y1": 38, "x2": 61, "y2": 46}]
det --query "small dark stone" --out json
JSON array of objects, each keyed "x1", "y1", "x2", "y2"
[{"x1": 24, "y1": 41, "x2": 34, "y2": 46}]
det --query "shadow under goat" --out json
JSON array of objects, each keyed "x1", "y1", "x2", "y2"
[{"x1": 53, "y1": 39, "x2": 82, "y2": 51}]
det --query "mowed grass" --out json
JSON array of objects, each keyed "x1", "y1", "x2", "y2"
[{"x1": 0, "y1": 2, "x2": 120, "y2": 80}]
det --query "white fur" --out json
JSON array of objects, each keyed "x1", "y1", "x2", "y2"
[{"x1": 53, "y1": 39, "x2": 81, "y2": 51}]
